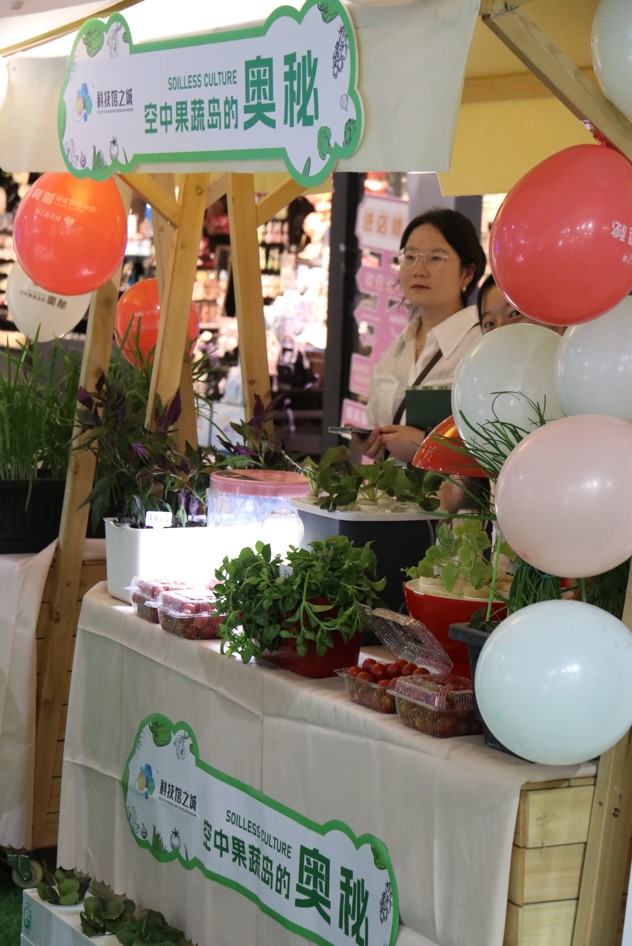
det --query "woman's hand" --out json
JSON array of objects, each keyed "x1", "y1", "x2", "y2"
[
  {"x1": 351, "y1": 427, "x2": 384, "y2": 460},
  {"x1": 377, "y1": 425, "x2": 426, "y2": 463}
]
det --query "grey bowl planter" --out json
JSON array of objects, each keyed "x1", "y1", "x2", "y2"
[{"x1": 448, "y1": 622, "x2": 522, "y2": 758}]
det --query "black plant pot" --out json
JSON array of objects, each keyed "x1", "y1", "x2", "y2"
[
  {"x1": 0, "y1": 478, "x2": 66, "y2": 553},
  {"x1": 449, "y1": 622, "x2": 522, "y2": 757}
]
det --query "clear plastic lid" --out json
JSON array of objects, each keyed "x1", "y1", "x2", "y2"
[
  {"x1": 209, "y1": 469, "x2": 311, "y2": 498},
  {"x1": 363, "y1": 606, "x2": 452, "y2": 674},
  {"x1": 157, "y1": 589, "x2": 218, "y2": 616},
  {"x1": 392, "y1": 673, "x2": 474, "y2": 711},
  {"x1": 130, "y1": 577, "x2": 188, "y2": 599}
]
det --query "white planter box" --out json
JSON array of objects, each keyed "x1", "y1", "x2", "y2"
[
  {"x1": 22, "y1": 891, "x2": 111, "y2": 946},
  {"x1": 104, "y1": 519, "x2": 219, "y2": 603}
]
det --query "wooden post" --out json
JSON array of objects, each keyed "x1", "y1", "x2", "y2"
[
  {"x1": 226, "y1": 173, "x2": 271, "y2": 423},
  {"x1": 571, "y1": 565, "x2": 632, "y2": 946},
  {"x1": 31, "y1": 182, "x2": 132, "y2": 847},
  {"x1": 145, "y1": 172, "x2": 210, "y2": 430},
  {"x1": 150, "y1": 174, "x2": 198, "y2": 451}
]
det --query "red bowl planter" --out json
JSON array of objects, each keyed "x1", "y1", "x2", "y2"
[
  {"x1": 259, "y1": 634, "x2": 361, "y2": 678},
  {"x1": 404, "y1": 581, "x2": 507, "y2": 679}
]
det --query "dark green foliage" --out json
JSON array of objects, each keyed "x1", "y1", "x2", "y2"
[{"x1": 213, "y1": 535, "x2": 386, "y2": 663}]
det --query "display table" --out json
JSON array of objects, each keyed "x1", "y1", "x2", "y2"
[{"x1": 58, "y1": 585, "x2": 596, "y2": 946}]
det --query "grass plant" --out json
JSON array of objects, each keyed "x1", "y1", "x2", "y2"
[{"x1": 0, "y1": 339, "x2": 81, "y2": 496}]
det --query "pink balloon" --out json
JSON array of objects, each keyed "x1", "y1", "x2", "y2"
[
  {"x1": 490, "y1": 145, "x2": 632, "y2": 327},
  {"x1": 495, "y1": 414, "x2": 632, "y2": 578}
]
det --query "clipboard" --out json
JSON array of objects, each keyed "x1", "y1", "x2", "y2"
[{"x1": 404, "y1": 388, "x2": 452, "y2": 432}]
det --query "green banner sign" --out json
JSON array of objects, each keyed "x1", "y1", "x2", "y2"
[
  {"x1": 58, "y1": 0, "x2": 363, "y2": 186},
  {"x1": 122, "y1": 714, "x2": 398, "y2": 946}
]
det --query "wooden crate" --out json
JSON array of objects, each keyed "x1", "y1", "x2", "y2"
[
  {"x1": 33, "y1": 554, "x2": 106, "y2": 850},
  {"x1": 505, "y1": 777, "x2": 597, "y2": 946}
]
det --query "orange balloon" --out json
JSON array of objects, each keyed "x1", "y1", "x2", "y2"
[
  {"x1": 13, "y1": 173, "x2": 127, "y2": 295},
  {"x1": 114, "y1": 278, "x2": 200, "y2": 366},
  {"x1": 411, "y1": 414, "x2": 489, "y2": 478}
]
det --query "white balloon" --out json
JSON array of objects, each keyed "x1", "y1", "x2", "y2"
[
  {"x1": 592, "y1": 0, "x2": 632, "y2": 121},
  {"x1": 451, "y1": 324, "x2": 564, "y2": 455},
  {"x1": 555, "y1": 295, "x2": 632, "y2": 421},
  {"x1": 6, "y1": 262, "x2": 91, "y2": 342},
  {"x1": 476, "y1": 600, "x2": 632, "y2": 764}
]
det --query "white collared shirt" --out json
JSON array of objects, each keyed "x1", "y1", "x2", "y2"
[{"x1": 366, "y1": 305, "x2": 480, "y2": 427}]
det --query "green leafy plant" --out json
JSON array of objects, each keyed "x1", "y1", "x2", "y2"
[
  {"x1": 0, "y1": 338, "x2": 81, "y2": 500},
  {"x1": 300, "y1": 446, "x2": 441, "y2": 513},
  {"x1": 116, "y1": 908, "x2": 186, "y2": 946},
  {"x1": 405, "y1": 520, "x2": 514, "y2": 597},
  {"x1": 74, "y1": 351, "x2": 212, "y2": 530},
  {"x1": 213, "y1": 535, "x2": 386, "y2": 663},
  {"x1": 36, "y1": 863, "x2": 90, "y2": 906},
  {"x1": 79, "y1": 893, "x2": 135, "y2": 937},
  {"x1": 210, "y1": 394, "x2": 298, "y2": 471}
]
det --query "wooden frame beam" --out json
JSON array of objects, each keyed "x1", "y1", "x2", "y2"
[
  {"x1": 461, "y1": 65, "x2": 596, "y2": 104},
  {"x1": 483, "y1": 6, "x2": 632, "y2": 161},
  {"x1": 146, "y1": 172, "x2": 210, "y2": 425},
  {"x1": 256, "y1": 176, "x2": 308, "y2": 228},
  {"x1": 227, "y1": 173, "x2": 271, "y2": 423},
  {"x1": 119, "y1": 173, "x2": 180, "y2": 225}
]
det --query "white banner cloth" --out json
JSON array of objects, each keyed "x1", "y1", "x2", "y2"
[
  {"x1": 59, "y1": 584, "x2": 595, "y2": 946},
  {"x1": 0, "y1": 540, "x2": 57, "y2": 849}
]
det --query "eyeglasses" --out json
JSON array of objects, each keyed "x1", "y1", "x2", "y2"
[{"x1": 397, "y1": 249, "x2": 450, "y2": 271}]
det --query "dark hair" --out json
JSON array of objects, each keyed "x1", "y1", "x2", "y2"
[
  {"x1": 476, "y1": 273, "x2": 496, "y2": 325},
  {"x1": 400, "y1": 208, "x2": 487, "y2": 306}
]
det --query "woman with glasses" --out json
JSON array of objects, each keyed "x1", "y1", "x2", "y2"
[{"x1": 355, "y1": 208, "x2": 486, "y2": 464}]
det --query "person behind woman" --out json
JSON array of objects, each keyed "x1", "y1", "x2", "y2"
[
  {"x1": 354, "y1": 208, "x2": 486, "y2": 464},
  {"x1": 477, "y1": 273, "x2": 565, "y2": 335}
]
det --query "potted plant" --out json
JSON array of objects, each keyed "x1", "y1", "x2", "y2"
[
  {"x1": 36, "y1": 863, "x2": 90, "y2": 908},
  {"x1": 116, "y1": 908, "x2": 186, "y2": 946},
  {"x1": 300, "y1": 445, "x2": 441, "y2": 513},
  {"x1": 403, "y1": 520, "x2": 514, "y2": 678},
  {"x1": 75, "y1": 354, "x2": 211, "y2": 531},
  {"x1": 79, "y1": 893, "x2": 136, "y2": 938},
  {"x1": 74, "y1": 352, "x2": 217, "y2": 601},
  {"x1": 0, "y1": 337, "x2": 81, "y2": 552},
  {"x1": 212, "y1": 535, "x2": 386, "y2": 677},
  {"x1": 294, "y1": 446, "x2": 442, "y2": 612}
]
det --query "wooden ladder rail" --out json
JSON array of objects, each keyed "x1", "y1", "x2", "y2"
[{"x1": 31, "y1": 181, "x2": 133, "y2": 848}]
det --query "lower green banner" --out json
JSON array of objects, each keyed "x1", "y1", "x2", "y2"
[{"x1": 122, "y1": 714, "x2": 399, "y2": 946}]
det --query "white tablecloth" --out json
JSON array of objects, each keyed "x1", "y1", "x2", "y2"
[
  {"x1": 0, "y1": 540, "x2": 57, "y2": 849},
  {"x1": 59, "y1": 584, "x2": 596, "y2": 946}
]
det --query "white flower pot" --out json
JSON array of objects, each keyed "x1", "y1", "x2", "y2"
[{"x1": 104, "y1": 519, "x2": 218, "y2": 603}]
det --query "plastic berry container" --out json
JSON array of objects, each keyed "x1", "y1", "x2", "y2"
[
  {"x1": 334, "y1": 667, "x2": 399, "y2": 714},
  {"x1": 130, "y1": 577, "x2": 188, "y2": 624},
  {"x1": 157, "y1": 589, "x2": 223, "y2": 640},
  {"x1": 390, "y1": 673, "x2": 482, "y2": 738}
]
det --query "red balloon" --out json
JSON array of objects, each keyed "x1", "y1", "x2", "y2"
[
  {"x1": 490, "y1": 144, "x2": 632, "y2": 326},
  {"x1": 13, "y1": 173, "x2": 127, "y2": 295},
  {"x1": 411, "y1": 415, "x2": 490, "y2": 478},
  {"x1": 114, "y1": 278, "x2": 200, "y2": 366}
]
